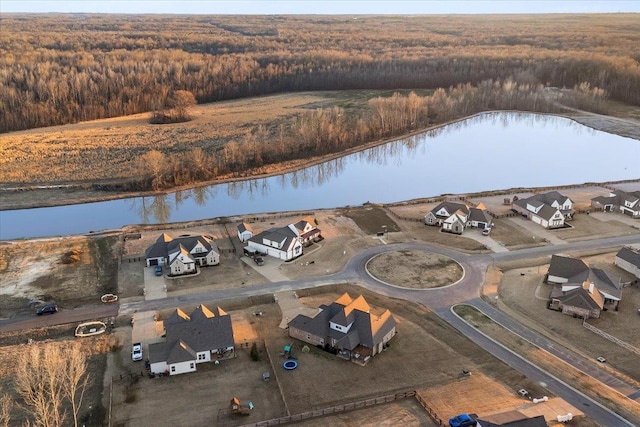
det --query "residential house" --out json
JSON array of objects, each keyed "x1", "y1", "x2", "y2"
[
  {"x1": 591, "y1": 190, "x2": 640, "y2": 217},
  {"x1": 425, "y1": 201, "x2": 469, "y2": 227},
  {"x1": 149, "y1": 305, "x2": 235, "y2": 376},
  {"x1": 245, "y1": 221, "x2": 310, "y2": 261},
  {"x1": 615, "y1": 247, "x2": 640, "y2": 279},
  {"x1": 288, "y1": 293, "x2": 397, "y2": 365},
  {"x1": 291, "y1": 216, "x2": 322, "y2": 244},
  {"x1": 145, "y1": 233, "x2": 220, "y2": 276},
  {"x1": 425, "y1": 201, "x2": 493, "y2": 235},
  {"x1": 549, "y1": 281, "x2": 604, "y2": 319},
  {"x1": 512, "y1": 191, "x2": 573, "y2": 229},
  {"x1": 547, "y1": 255, "x2": 622, "y2": 316},
  {"x1": 237, "y1": 223, "x2": 253, "y2": 243}
]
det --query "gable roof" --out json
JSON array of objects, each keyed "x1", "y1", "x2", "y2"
[
  {"x1": 593, "y1": 190, "x2": 640, "y2": 208},
  {"x1": 555, "y1": 282, "x2": 604, "y2": 311},
  {"x1": 146, "y1": 233, "x2": 219, "y2": 261},
  {"x1": 288, "y1": 293, "x2": 396, "y2": 351},
  {"x1": 588, "y1": 268, "x2": 622, "y2": 300},
  {"x1": 237, "y1": 223, "x2": 253, "y2": 233},
  {"x1": 616, "y1": 246, "x2": 640, "y2": 267},
  {"x1": 429, "y1": 201, "x2": 469, "y2": 218},
  {"x1": 514, "y1": 191, "x2": 572, "y2": 215},
  {"x1": 150, "y1": 304, "x2": 235, "y2": 366},
  {"x1": 249, "y1": 225, "x2": 300, "y2": 251},
  {"x1": 548, "y1": 255, "x2": 589, "y2": 281},
  {"x1": 469, "y1": 207, "x2": 493, "y2": 224}
]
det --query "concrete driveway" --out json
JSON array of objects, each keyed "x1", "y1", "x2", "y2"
[
  {"x1": 507, "y1": 217, "x2": 566, "y2": 245},
  {"x1": 241, "y1": 255, "x2": 289, "y2": 282},
  {"x1": 463, "y1": 229, "x2": 509, "y2": 253},
  {"x1": 143, "y1": 266, "x2": 167, "y2": 300},
  {"x1": 591, "y1": 212, "x2": 640, "y2": 230}
]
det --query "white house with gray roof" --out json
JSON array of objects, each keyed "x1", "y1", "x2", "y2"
[
  {"x1": 425, "y1": 201, "x2": 492, "y2": 235},
  {"x1": 237, "y1": 222, "x2": 254, "y2": 242},
  {"x1": 512, "y1": 191, "x2": 573, "y2": 229},
  {"x1": 149, "y1": 305, "x2": 235, "y2": 376},
  {"x1": 245, "y1": 224, "x2": 304, "y2": 261},
  {"x1": 591, "y1": 190, "x2": 640, "y2": 218},
  {"x1": 615, "y1": 247, "x2": 640, "y2": 279},
  {"x1": 145, "y1": 233, "x2": 220, "y2": 276}
]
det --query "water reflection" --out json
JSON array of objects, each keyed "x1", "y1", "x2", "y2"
[{"x1": 1, "y1": 112, "x2": 636, "y2": 240}]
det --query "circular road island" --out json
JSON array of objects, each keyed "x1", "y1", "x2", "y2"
[{"x1": 367, "y1": 250, "x2": 463, "y2": 289}]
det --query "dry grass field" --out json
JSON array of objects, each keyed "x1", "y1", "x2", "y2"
[
  {"x1": 0, "y1": 93, "x2": 332, "y2": 184},
  {"x1": 367, "y1": 250, "x2": 463, "y2": 288}
]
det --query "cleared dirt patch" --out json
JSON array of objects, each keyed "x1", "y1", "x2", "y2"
[
  {"x1": 341, "y1": 205, "x2": 400, "y2": 235},
  {"x1": 367, "y1": 250, "x2": 462, "y2": 288},
  {"x1": 0, "y1": 235, "x2": 120, "y2": 318}
]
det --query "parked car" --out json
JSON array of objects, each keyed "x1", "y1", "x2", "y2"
[
  {"x1": 482, "y1": 228, "x2": 491, "y2": 236},
  {"x1": 253, "y1": 256, "x2": 264, "y2": 266},
  {"x1": 132, "y1": 343, "x2": 143, "y2": 361},
  {"x1": 449, "y1": 413, "x2": 476, "y2": 427},
  {"x1": 36, "y1": 304, "x2": 58, "y2": 315},
  {"x1": 154, "y1": 265, "x2": 163, "y2": 276}
]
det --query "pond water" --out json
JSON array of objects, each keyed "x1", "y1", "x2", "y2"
[{"x1": 1, "y1": 112, "x2": 638, "y2": 240}]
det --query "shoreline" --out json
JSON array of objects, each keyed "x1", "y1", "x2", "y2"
[{"x1": 1, "y1": 109, "x2": 638, "y2": 212}]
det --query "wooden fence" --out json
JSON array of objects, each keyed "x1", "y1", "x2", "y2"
[
  {"x1": 240, "y1": 390, "x2": 417, "y2": 427},
  {"x1": 414, "y1": 391, "x2": 446, "y2": 426},
  {"x1": 583, "y1": 320, "x2": 640, "y2": 356}
]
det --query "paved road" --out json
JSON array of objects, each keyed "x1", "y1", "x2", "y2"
[
  {"x1": 2, "y1": 233, "x2": 639, "y2": 425},
  {"x1": 0, "y1": 304, "x2": 118, "y2": 334}
]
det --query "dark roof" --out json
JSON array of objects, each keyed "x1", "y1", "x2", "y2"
[
  {"x1": 237, "y1": 223, "x2": 252, "y2": 233},
  {"x1": 476, "y1": 415, "x2": 547, "y2": 427},
  {"x1": 555, "y1": 285, "x2": 604, "y2": 311},
  {"x1": 249, "y1": 226, "x2": 300, "y2": 251},
  {"x1": 145, "y1": 233, "x2": 219, "y2": 261},
  {"x1": 588, "y1": 268, "x2": 621, "y2": 299},
  {"x1": 548, "y1": 255, "x2": 589, "y2": 281},
  {"x1": 469, "y1": 207, "x2": 493, "y2": 224},
  {"x1": 288, "y1": 293, "x2": 396, "y2": 351},
  {"x1": 150, "y1": 304, "x2": 234, "y2": 365},
  {"x1": 537, "y1": 204, "x2": 560, "y2": 221},
  {"x1": 430, "y1": 201, "x2": 469, "y2": 218},
  {"x1": 616, "y1": 247, "x2": 640, "y2": 267},
  {"x1": 514, "y1": 192, "x2": 572, "y2": 216}
]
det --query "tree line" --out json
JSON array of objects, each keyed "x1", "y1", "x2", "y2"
[
  {"x1": 1, "y1": 13, "x2": 639, "y2": 133},
  {"x1": 133, "y1": 78, "x2": 601, "y2": 192}
]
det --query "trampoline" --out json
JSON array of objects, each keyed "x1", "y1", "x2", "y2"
[{"x1": 282, "y1": 360, "x2": 298, "y2": 370}]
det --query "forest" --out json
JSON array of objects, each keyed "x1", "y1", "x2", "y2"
[{"x1": 1, "y1": 13, "x2": 640, "y2": 133}]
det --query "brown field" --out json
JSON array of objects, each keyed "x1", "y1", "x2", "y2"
[
  {"x1": 0, "y1": 93, "x2": 331, "y2": 184},
  {"x1": 367, "y1": 250, "x2": 463, "y2": 288}
]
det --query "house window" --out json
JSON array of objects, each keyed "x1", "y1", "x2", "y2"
[
  {"x1": 170, "y1": 366, "x2": 175, "y2": 372},
  {"x1": 190, "y1": 363, "x2": 195, "y2": 369},
  {"x1": 198, "y1": 353, "x2": 206, "y2": 360}
]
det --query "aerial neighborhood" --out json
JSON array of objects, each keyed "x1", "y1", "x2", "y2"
[{"x1": 3, "y1": 10, "x2": 640, "y2": 427}]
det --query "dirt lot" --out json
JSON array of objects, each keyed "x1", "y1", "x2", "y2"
[
  {"x1": 0, "y1": 235, "x2": 120, "y2": 318},
  {"x1": 367, "y1": 250, "x2": 463, "y2": 288}
]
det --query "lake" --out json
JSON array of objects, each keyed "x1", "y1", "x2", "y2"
[{"x1": 1, "y1": 112, "x2": 638, "y2": 240}]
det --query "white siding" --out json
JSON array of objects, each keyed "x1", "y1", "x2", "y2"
[
  {"x1": 196, "y1": 351, "x2": 211, "y2": 363},
  {"x1": 150, "y1": 361, "x2": 168, "y2": 375},
  {"x1": 169, "y1": 360, "x2": 197, "y2": 375}
]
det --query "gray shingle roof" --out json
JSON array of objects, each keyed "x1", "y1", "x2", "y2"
[
  {"x1": 145, "y1": 233, "x2": 219, "y2": 261},
  {"x1": 476, "y1": 415, "x2": 547, "y2": 427},
  {"x1": 150, "y1": 305, "x2": 234, "y2": 366},
  {"x1": 430, "y1": 201, "x2": 469, "y2": 218},
  {"x1": 548, "y1": 255, "x2": 589, "y2": 281},
  {"x1": 616, "y1": 247, "x2": 640, "y2": 267},
  {"x1": 589, "y1": 268, "x2": 622, "y2": 300}
]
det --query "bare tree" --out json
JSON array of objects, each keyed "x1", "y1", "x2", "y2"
[
  {"x1": 60, "y1": 344, "x2": 90, "y2": 427},
  {"x1": 168, "y1": 90, "x2": 197, "y2": 122},
  {"x1": 140, "y1": 150, "x2": 167, "y2": 190},
  {"x1": 15, "y1": 343, "x2": 89, "y2": 427}
]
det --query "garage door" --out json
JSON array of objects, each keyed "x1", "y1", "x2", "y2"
[{"x1": 148, "y1": 259, "x2": 158, "y2": 266}]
